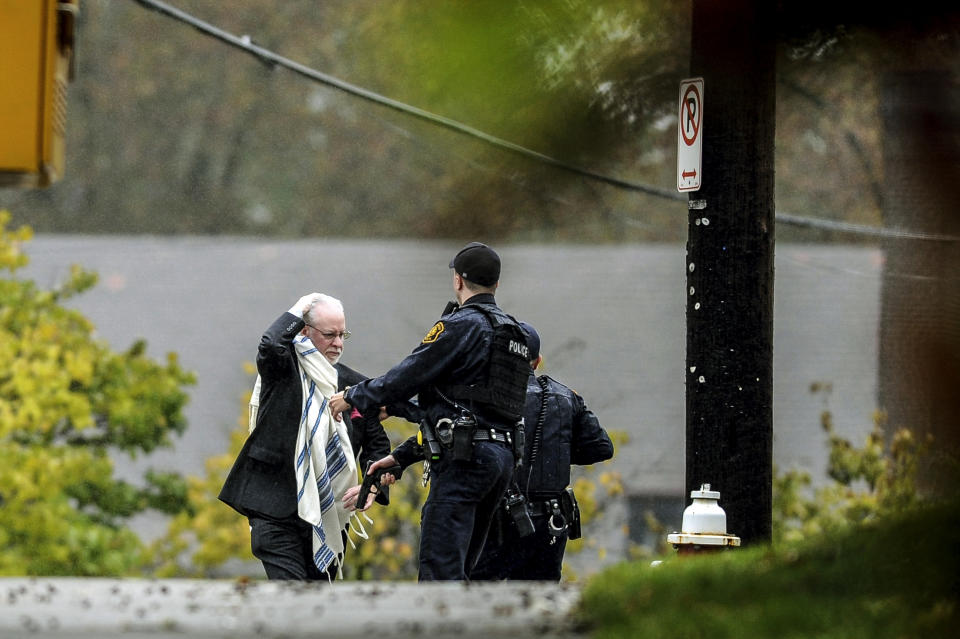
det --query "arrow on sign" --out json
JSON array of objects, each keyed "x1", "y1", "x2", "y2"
[{"x1": 682, "y1": 169, "x2": 698, "y2": 179}]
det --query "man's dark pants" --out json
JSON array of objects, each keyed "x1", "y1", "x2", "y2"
[
  {"x1": 418, "y1": 440, "x2": 514, "y2": 581},
  {"x1": 249, "y1": 512, "x2": 337, "y2": 581}
]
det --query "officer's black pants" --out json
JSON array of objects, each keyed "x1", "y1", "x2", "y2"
[
  {"x1": 249, "y1": 512, "x2": 338, "y2": 581},
  {"x1": 418, "y1": 440, "x2": 514, "y2": 581},
  {"x1": 470, "y1": 512, "x2": 567, "y2": 582}
]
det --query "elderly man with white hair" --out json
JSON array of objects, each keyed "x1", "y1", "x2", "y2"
[{"x1": 219, "y1": 293, "x2": 393, "y2": 580}]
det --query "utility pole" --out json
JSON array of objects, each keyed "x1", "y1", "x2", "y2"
[{"x1": 684, "y1": 0, "x2": 776, "y2": 545}]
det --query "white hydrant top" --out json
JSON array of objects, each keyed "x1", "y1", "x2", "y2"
[
  {"x1": 682, "y1": 483, "x2": 727, "y2": 534},
  {"x1": 666, "y1": 483, "x2": 741, "y2": 549}
]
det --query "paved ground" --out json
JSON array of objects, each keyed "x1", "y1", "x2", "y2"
[{"x1": 0, "y1": 578, "x2": 583, "y2": 638}]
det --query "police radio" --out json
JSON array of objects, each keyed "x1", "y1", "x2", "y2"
[{"x1": 505, "y1": 490, "x2": 535, "y2": 538}]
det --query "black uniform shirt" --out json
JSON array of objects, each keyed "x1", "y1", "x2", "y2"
[
  {"x1": 344, "y1": 294, "x2": 505, "y2": 458},
  {"x1": 520, "y1": 372, "x2": 614, "y2": 500}
]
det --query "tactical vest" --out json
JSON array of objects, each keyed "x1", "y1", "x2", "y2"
[{"x1": 441, "y1": 303, "x2": 530, "y2": 423}]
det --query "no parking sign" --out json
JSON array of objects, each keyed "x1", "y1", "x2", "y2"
[{"x1": 677, "y1": 78, "x2": 703, "y2": 192}]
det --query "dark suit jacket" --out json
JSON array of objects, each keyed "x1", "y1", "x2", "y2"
[{"x1": 218, "y1": 312, "x2": 393, "y2": 519}]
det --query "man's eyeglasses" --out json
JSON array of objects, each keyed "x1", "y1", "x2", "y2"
[{"x1": 305, "y1": 322, "x2": 351, "y2": 341}]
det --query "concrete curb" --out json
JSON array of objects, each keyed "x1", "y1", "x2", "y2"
[{"x1": 0, "y1": 578, "x2": 584, "y2": 638}]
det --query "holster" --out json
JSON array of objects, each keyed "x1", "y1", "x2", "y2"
[
  {"x1": 428, "y1": 413, "x2": 477, "y2": 462},
  {"x1": 451, "y1": 412, "x2": 476, "y2": 461},
  {"x1": 560, "y1": 486, "x2": 581, "y2": 540}
]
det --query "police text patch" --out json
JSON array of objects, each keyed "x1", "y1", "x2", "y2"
[
  {"x1": 509, "y1": 339, "x2": 529, "y2": 359},
  {"x1": 422, "y1": 321, "x2": 445, "y2": 343}
]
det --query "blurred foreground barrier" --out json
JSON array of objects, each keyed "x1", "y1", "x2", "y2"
[{"x1": 0, "y1": 578, "x2": 582, "y2": 639}]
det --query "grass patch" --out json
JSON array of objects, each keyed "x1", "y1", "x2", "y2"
[{"x1": 576, "y1": 499, "x2": 959, "y2": 639}]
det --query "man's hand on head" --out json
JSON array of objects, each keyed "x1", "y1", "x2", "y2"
[{"x1": 288, "y1": 293, "x2": 321, "y2": 317}]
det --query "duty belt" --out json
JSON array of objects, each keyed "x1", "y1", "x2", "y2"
[
  {"x1": 527, "y1": 498, "x2": 562, "y2": 516},
  {"x1": 472, "y1": 427, "x2": 513, "y2": 445},
  {"x1": 525, "y1": 497, "x2": 574, "y2": 538}
]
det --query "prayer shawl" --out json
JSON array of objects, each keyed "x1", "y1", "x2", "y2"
[{"x1": 248, "y1": 334, "x2": 357, "y2": 575}]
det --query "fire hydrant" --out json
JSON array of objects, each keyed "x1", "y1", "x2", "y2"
[{"x1": 666, "y1": 483, "x2": 741, "y2": 556}]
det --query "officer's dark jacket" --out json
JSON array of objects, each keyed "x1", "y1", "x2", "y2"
[
  {"x1": 519, "y1": 371, "x2": 614, "y2": 500},
  {"x1": 219, "y1": 312, "x2": 394, "y2": 519},
  {"x1": 336, "y1": 363, "x2": 406, "y2": 477},
  {"x1": 345, "y1": 293, "x2": 521, "y2": 468}
]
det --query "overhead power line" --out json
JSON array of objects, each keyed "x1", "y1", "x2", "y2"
[
  {"x1": 129, "y1": 0, "x2": 959, "y2": 243},
  {"x1": 128, "y1": 0, "x2": 676, "y2": 200},
  {"x1": 775, "y1": 212, "x2": 958, "y2": 242}
]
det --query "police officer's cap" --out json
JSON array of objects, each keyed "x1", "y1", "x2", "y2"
[
  {"x1": 518, "y1": 321, "x2": 540, "y2": 361},
  {"x1": 449, "y1": 242, "x2": 501, "y2": 286}
]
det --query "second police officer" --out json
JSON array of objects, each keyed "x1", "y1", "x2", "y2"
[
  {"x1": 469, "y1": 321, "x2": 614, "y2": 581},
  {"x1": 329, "y1": 242, "x2": 531, "y2": 581}
]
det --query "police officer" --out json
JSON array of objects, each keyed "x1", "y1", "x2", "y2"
[
  {"x1": 329, "y1": 242, "x2": 530, "y2": 581},
  {"x1": 470, "y1": 321, "x2": 614, "y2": 581}
]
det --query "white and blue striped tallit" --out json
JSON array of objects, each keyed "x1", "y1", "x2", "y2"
[
  {"x1": 292, "y1": 335, "x2": 357, "y2": 576},
  {"x1": 247, "y1": 334, "x2": 357, "y2": 577}
]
